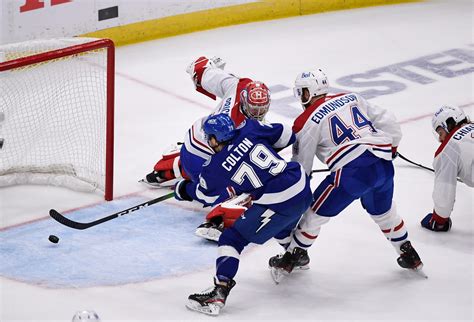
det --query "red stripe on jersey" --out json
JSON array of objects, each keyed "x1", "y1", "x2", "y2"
[
  {"x1": 326, "y1": 143, "x2": 391, "y2": 166},
  {"x1": 368, "y1": 143, "x2": 392, "y2": 148},
  {"x1": 231, "y1": 78, "x2": 252, "y2": 126},
  {"x1": 434, "y1": 124, "x2": 464, "y2": 157},
  {"x1": 311, "y1": 184, "x2": 334, "y2": 212},
  {"x1": 334, "y1": 169, "x2": 342, "y2": 187},
  {"x1": 292, "y1": 93, "x2": 347, "y2": 134},
  {"x1": 326, "y1": 144, "x2": 352, "y2": 164},
  {"x1": 196, "y1": 86, "x2": 216, "y2": 100}
]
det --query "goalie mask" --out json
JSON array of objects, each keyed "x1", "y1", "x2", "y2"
[
  {"x1": 240, "y1": 81, "x2": 270, "y2": 121},
  {"x1": 431, "y1": 105, "x2": 466, "y2": 133},
  {"x1": 293, "y1": 69, "x2": 329, "y2": 105}
]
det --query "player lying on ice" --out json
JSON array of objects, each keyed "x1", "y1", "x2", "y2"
[
  {"x1": 421, "y1": 105, "x2": 473, "y2": 232},
  {"x1": 140, "y1": 56, "x2": 272, "y2": 241},
  {"x1": 268, "y1": 68, "x2": 424, "y2": 283},
  {"x1": 173, "y1": 113, "x2": 312, "y2": 315}
]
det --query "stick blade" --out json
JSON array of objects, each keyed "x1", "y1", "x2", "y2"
[{"x1": 49, "y1": 209, "x2": 90, "y2": 230}]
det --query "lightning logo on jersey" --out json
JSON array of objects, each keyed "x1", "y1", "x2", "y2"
[{"x1": 256, "y1": 209, "x2": 276, "y2": 233}]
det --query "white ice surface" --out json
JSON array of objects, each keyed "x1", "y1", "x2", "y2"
[{"x1": 1, "y1": 0, "x2": 473, "y2": 321}]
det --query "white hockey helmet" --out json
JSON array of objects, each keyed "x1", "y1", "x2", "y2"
[
  {"x1": 431, "y1": 105, "x2": 466, "y2": 133},
  {"x1": 293, "y1": 69, "x2": 329, "y2": 105}
]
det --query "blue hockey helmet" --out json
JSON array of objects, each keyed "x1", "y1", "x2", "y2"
[{"x1": 203, "y1": 113, "x2": 236, "y2": 143}]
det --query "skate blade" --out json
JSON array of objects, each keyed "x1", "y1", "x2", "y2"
[
  {"x1": 195, "y1": 228, "x2": 221, "y2": 242},
  {"x1": 411, "y1": 263, "x2": 428, "y2": 279},
  {"x1": 185, "y1": 300, "x2": 221, "y2": 316},
  {"x1": 270, "y1": 267, "x2": 289, "y2": 284},
  {"x1": 138, "y1": 179, "x2": 161, "y2": 188}
]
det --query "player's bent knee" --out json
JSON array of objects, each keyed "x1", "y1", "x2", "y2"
[
  {"x1": 370, "y1": 203, "x2": 399, "y2": 226},
  {"x1": 298, "y1": 211, "x2": 331, "y2": 231},
  {"x1": 218, "y1": 227, "x2": 249, "y2": 253}
]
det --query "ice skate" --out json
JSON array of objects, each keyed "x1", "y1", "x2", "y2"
[
  {"x1": 269, "y1": 247, "x2": 310, "y2": 284},
  {"x1": 139, "y1": 171, "x2": 165, "y2": 187},
  {"x1": 139, "y1": 171, "x2": 177, "y2": 188},
  {"x1": 186, "y1": 277, "x2": 236, "y2": 316},
  {"x1": 397, "y1": 241, "x2": 426, "y2": 277},
  {"x1": 195, "y1": 221, "x2": 224, "y2": 242}
]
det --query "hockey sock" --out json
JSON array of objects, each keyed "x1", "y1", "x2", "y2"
[
  {"x1": 216, "y1": 227, "x2": 249, "y2": 280},
  {"x1": 370, "y1": 204, "x2": 408, "y2": 254},
  {"x1": 287, "y1": 211, "x2": 330, "y2": 252}
]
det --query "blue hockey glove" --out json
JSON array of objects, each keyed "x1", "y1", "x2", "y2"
[
  {"x1": 174, "y1": 179, "x2": 193, "y2": 202},
  {"x1": 421, "y1": 213, "x2": 452, "y2": 232}
]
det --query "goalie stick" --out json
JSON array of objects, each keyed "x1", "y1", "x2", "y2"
[{"x1": 49, "y1": 192, "x2": 174, "y2": 230}]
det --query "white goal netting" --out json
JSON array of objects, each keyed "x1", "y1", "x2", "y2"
[{"x1": 0, "y1": 38, "x2": 114, "y2": 198}]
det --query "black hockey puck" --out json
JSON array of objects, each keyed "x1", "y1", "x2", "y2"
[{"x1": 48, "y1": 235, "x2": 59, "y2": 244}]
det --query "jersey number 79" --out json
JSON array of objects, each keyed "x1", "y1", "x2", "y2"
[{"x1": 231, "y1": 144, "x2": 286, "y2": 189}]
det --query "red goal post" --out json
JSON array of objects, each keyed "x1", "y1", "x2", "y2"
[{"x1": 0, "y1": 38, "x2": 115, "y2": 200}]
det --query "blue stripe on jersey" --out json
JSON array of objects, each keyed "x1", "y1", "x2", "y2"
[
  {"x1": 373, "y1": 147, "x2": 392, "y2": 153},
  {"x1": 328, "y1": 144, "x2": 360, "y2": 170}
]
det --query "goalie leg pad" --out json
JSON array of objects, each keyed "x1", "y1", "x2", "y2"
[{"x1": 153, "y1": 154, "x2": 186, "y2": 181}]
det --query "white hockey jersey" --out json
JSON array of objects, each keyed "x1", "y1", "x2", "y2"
[
  {"x1": 183, "y1": 67, "x2": 253, "y2": 161},
  {"x1": 292, "y1": 92, "x2": 402, "y2": 174},
  {"x1": 432, "y1": 123, "x2": 474, "y2": 217}
]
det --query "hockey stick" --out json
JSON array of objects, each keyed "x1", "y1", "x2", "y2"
[
  {"x1": 397, "y1": 152, "x2": 463, "y2": 183},
  {"x1": 311, "y1": 168, "x2": 330, "y2": 173},
  {"x1": 397, "y1": 153, "x2": 434, "y2": 173},
  {"x1": 49, "y1": 192, "x2": 175, "y2": 230}
]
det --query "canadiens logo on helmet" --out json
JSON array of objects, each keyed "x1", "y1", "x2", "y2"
[
  {"x1": 248, "y1": 84, "x2": 269, "y2": 106},
  {"x1": 240, "y1": 81, "x2": 271, "y2": 120}
]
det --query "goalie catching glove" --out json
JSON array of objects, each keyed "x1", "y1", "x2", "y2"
[{"x1": 186, "y1": 56, "x2": 226, "y2": 100}]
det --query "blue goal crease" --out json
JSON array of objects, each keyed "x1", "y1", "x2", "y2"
[{"x1": 0, "y1": 196, "x2": 216, "y2": 288}]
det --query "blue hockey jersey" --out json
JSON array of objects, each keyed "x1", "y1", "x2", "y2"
[{"x1": 184, "y1": 119, "x2": 311, "y2": 215}]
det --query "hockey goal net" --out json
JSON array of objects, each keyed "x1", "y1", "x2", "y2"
[{"x1": 0, "y1": 38, "x2": 114, "y2": 200}]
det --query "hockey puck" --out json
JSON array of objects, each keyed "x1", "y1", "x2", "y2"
[{"x1": 48, "y1": 235, "x2": 59, "y2": 244}]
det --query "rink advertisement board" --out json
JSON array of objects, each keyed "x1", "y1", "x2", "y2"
[
  {"x1": 0, "y1": 0, "x2": 257, "y2": 45},
  {"x1": 0, "y1": 0, "x2": 421, "y2": 45}
]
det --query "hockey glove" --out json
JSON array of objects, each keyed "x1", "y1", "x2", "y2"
[
  {"x1": 174, "y1": 180, "x2": 193, "y2": 202},
  {"x1": 185, "y1": 56, "x2": 226, "y2": 100},
  {"x1": 392, "y1": 146, "x2": 398, "y2": 159},
  {"x1": 421, "y1": 212, "x2": 452, "y2": 232}
]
